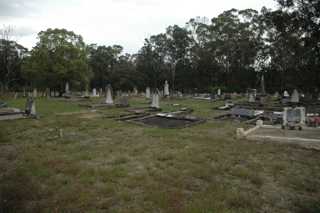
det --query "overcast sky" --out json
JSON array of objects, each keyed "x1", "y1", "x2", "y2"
[{"x1": 0, "y1": 0, "x2": 277, "y2": 53}]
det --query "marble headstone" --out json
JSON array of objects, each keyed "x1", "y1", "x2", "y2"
[
  {"x1": 151, "y1": 90, "x2": 160, "y2": 109},
  {"x1": 105, "y1": 84, "x2": 114, "y2": 105},
  {"x1": 164, "y1": 80, "x2": 169, "y2": 96},
  {"x1": 291, "y1": 89, "x2": 299, "y2": 103},
  {"x1": 146, "y1": 87, "x2": 151, "y2": 99}
]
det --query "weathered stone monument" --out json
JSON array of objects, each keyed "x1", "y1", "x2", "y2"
[
  {"x1": 164, "y1": 80, "x2": 169, "y2": 97},
  {"x1": 133, "y1": 87, "x2": 138, "y2": 96},
  {"x1": 65, "y1": 82, "x2": 70, "y2": 94},
  {"x1": 261, "y1": 74, "x2": 266, "y2": 95},
  {"x1": 283, "y1": 90, "x2": 290, "y2": 98},
  {"x1": 282, "y1": 107, "x2": 306, "y2": 130},
  {"x1": 105, "y1": 84, "x2": 114, "y2": 105},
  {"x1": 291, "y1": 89, "x2": 299, "y2": 103},
  {"x1": 249, "y1": 93, "x2": 255, "y2": 103},
  {"x1": 25, "y1": 97, "x2": 37, "y2": 117},
  {"x1": 151, "y1": 89, "x2": 160, "y2": 109},
  {"x1": 117, "y1": 95, "x2": 129, "y2": 107},
  {"x1": 146, "y1": 87, "x2": 151, "y2": 99}
]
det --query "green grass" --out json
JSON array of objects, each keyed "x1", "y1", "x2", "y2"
[{"x1": 1, "y1": 96, "x2": 320, "y2": 212}]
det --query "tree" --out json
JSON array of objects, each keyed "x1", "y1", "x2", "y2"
[
  {"x1": 22, "y1": 28, "x2": 91, "y2": 92},
  {"x1": 0, "y1": 26, "x2": 28, "y2": 92}
]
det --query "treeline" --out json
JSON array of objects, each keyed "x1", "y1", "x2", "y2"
[{"x1": 1, "y1": 0, "x2": 319, "y2": 94}]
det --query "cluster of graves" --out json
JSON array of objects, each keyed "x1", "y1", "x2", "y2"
[{"x1": 0, "y1": 97, "x2": 37, "y2": 121}]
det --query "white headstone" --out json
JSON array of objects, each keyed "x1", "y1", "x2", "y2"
[
  {"x1": 30, "y1": 100, "x2": 36, "y2": 116},
  {"x1": 283, "y1": 90, "x2": 290, "y2": 98},
  {"x1": 105, "y1": 85, "x2": 114, "y2": 105},
  {"x1": 249, "y1": 93, "x2": 255, "y2": 103},
  {"x1": 146, "y1": 87, "x2": 151, "y2": 99},
  {"x1": 92, "y1": 88, "x2": 97, "y2": 97},
  {"x1": 151, "y1": 90, "x2": 160, "y2": 109},
  {"x1": 164, "y1": 80, "x2": 170, "y2": 96},
  {"x1": 65, "y1": 82, "x2": 70, "y2": 94},
  {"x1": 291, "y1": 89, "x2": 299, "y2": 103},
  {"x1": 217, "y1": 88, "x2": 221, "y2": 96}
]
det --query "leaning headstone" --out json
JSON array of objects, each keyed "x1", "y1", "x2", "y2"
[
  {"x1": 105, "y1": 84, "x2": 114, "y2": 105},
  {"x1": 146, "y1": 87, "x2": 151, "y2": 99},
  {"x1": 164, "y1": 80, "x2": 170, "y2": 97},
  {"x1": 65, "y1": 82, "x2": 70, "y2": 94},
  {"x1": 283, "y1": 90, "x2": 290, "y2": 98},
  {"x1": 151, "y1": 89, "x2": 160, "y2": 109},
  {"x1": 33, "y1": 88, "x2": 37, "y2": 98},
  {"x1": 291, "y1": 89, "x2": 299, "y2": 103}
]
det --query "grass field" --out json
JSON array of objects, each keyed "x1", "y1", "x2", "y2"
[{"x1": 1, "y1": 97, "x2": 320, "y2": 213}]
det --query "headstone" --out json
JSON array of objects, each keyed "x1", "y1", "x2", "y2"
[
  {"x1": 261, "y1": 74, "x2": 266, "y2": 95},
  {"x1": 283, "y1": 107, "x2": 306, "y2": 127},
  {"x1": 14, "y1": 93, "x2": 18, "y2": 99},
  {"x1": 291, "y1": 89, "x2": 299, "y2": 103},
  {"x1": 50, "y1": 90, "x2": 54, "y2": 97},
  {"x1": 151, "y1": 89, "x2": 160, "y2": 109},
  {"x1": 164, "y1": 80, "x2": 170, "y2": 96},
  {"x1": 117, "y1": 95, "x2": 129, "y2": 107},
  {"x1": 92, "y1": 88, "x2": 97, "y2": 97},
  {"x1": 249, "y1": 93, "x2": 255, "y2": 103},
  {"x1": 25, "y1": 97, "x2": 36, "y2": 117},
  {"x1": 33, "y1": 88, "x2": 37, "y2": 98},
  {"x1": 133, "y1": 87, "x2": 138, "y2": 96},
  {"x1": 146, "y1": 87, "x2": 151, "y2": 99},
  {"x1": 99, "y1": 88, "x2": 103, "y2": 97},
  {"x1": 105, "y1": 84, "x2": 114, "y2": 105},
  {"x1": 23, "y1": 88, "x2": 26, "y2": 97},
  {"x1": 274, "y1": 92, "x2": 280, "y2": 98},
  {"x1": 65, "y1": 82, "x2": 70, "y2": 94},
  {"x1": 283, "y1": 90, "x2": 290, "y2": 98},
  {"x1": 217, "y1": 88, "x2": 221, "y2": 96}
]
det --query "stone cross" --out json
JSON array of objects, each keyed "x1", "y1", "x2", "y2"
[
  {"x1": 105, "y1": 84, "x2": 114, "y2": 105},
  {"x1": 164, "y1": 80, "x2": 170, "y2": 96}
]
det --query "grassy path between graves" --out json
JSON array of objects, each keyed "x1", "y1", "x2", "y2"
[{"x1": 0, "y1": 97, "x2": 319, "y2": 212}]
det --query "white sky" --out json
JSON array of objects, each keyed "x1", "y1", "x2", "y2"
[{"x1": 0, "y1": 0, "x2": 277, "y2": 53}]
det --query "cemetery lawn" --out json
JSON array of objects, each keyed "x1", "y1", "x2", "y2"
[{"x1": 1, "y1": 97, "x2": 320, "y2": 213}]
